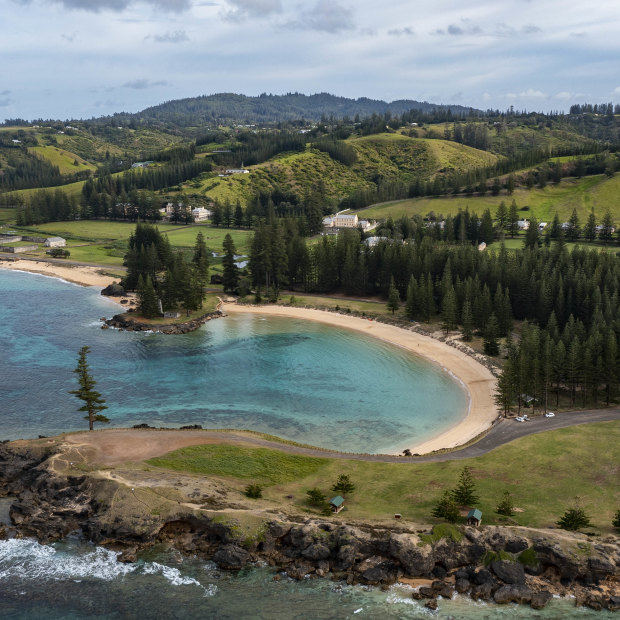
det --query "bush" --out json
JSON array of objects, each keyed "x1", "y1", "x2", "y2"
[
  {"x1": 306, "y1": 487, "x2": 326, "y2": 506},
  {"x1": 612, "y1": 509, "x2": 620, "y2": 530},
  {"x1": 332, "y1": 474, "x2": 355, "y2": 495},
  {"x1": 496, "y1": 490, "x2": 515, "y2": 517},
  {"x1": 557, "y1": 501, "x2": 592, "y2": 531},
  {"x1": 244, "y1": 483, "x2": 263, "y2": 499},
  {"x1": 431, "y1": 491, "x2": 460, "y2": 523}
]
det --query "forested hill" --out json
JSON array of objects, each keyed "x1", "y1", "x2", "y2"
[{"x1": 92, "y1": 93, "x2": 477, "y2": 127}]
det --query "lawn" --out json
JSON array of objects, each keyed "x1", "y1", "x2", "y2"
[
  {"x1": 145, "y1": 421, "x2": 620, "y2": 531},
  {"x1": 358, "y1": 174, "x2": 620, "y2": 223},
  {"x1": 29, "y1": 146, "x2": 96, "y2": 175}
]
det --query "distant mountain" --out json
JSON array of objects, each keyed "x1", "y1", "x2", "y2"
[{"x1": 94, "y1": 92, "x2": 478, "y2": 127}]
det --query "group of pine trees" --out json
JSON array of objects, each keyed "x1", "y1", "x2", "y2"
[{"x1": 123, "y1": 223, "x2": 210, "y2": 318}]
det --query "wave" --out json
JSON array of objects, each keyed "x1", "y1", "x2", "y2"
[{"x1": 0, "y1": 539, "x2": 216, "y2": 596}]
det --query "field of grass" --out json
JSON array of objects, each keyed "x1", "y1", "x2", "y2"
[
  {"x1": 358, "y1": 174, "x2": 620, "y2": 223},
  {"x1": 29, "y1": 146, "x2": 96, "y2": 174},
  {"x1": 146, "y1": 421, "x2": 620, "y2": 531},
  {"x1": 0, "y1": 209, "x2": 16, "y2": 224},
  {"x1": 13, "y1": 178, "x2": 88, "y2": 200}
]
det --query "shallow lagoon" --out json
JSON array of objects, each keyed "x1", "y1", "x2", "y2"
[{"x1": 0, "y1": 269, "x2": 467, "y2": 453}]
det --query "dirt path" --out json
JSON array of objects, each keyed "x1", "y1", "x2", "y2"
[{"x1": 65, "y1": 408, "x2": 620, "y2": 466}]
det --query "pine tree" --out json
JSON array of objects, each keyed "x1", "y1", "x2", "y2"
[
  {"x1": 557, "y1": 499, "x2": 592, "y2": 531},
  {"x1": 452, "y1": 466, "x2": 480, "y2": 506},
  {"x1": 192, "y1": 231, "x2": 210, "y2": 290},
  {"x1": 496, "y1": 491, "x2": 515, "y2": 517},
  {"x1": 495, "y1": 201, "x2": 508, "y2": 234},
  {"x1": 405, "y1": 275, "x2": 418, "y2": 320},
  {"x1": 69, "y1": 346, "x2": 109, "y2": 431},
  {"x1": 461, "y1": 299, "x2": 473, "y2": 341},
  {"x1": 568, "y1": 208, "x2": 580, "y2": 241},
  {"x1": 387, "y1": 276, "x2": 400, "y2": 314},
  {"x1": 137, "y1": 274, "x2": 160, "y2": 318},
  {"x1": 222, "y1": 233, "x2": 240, "y2": 293},
  {"x1": 508, "y1": 200, "x2": 519, "y2": 238},
  {"x1": 431, "y1": 491, "x2": 460, "y2": 523},
  {"x1": 441, "y1": 286, "x2": 458, "y2": 334},
  {"x1": 584, "y1": 209, "x2": 596, "y2": 242},
  {"x1": 332, "y1": 474, "x2": 355, "y2": 495}
]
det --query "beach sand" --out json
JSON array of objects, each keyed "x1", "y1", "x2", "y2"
[
  {"x1": 0, "y1": 259, "x2": 129, "y2": 306},
  {"x1": 0, "y1": 257, "x2": 498, "y2": 455},
  {"x1": 222, "y1": 303, "x2": 498, "y2": 455}
]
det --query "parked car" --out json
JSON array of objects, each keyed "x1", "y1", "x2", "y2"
[
  {"x1": 544, "y1": 412, "x2": 555, "y2": 418},
  {"x1": 522, "y1": 414, "x2": 529, "y2": 420},
  {"x1": 515, "y1": 416, "x2": 525, "y2": 422}
]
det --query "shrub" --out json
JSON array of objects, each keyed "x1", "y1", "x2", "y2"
[
  {"x1": 557, "y1": 501, "x2": 592, "y2": 531},
  {"x1": 332, "y1": 474, "x2": 355, "y2": 495},
  {"x1": 245, "y1": 483, "x2": 263, "y2": 499},
  {"x1": 496, "y1": 491, "x2": 515, "y2": 517},
  {"x1": 431, "y1": 491, "x2": 460, "y2": 523},
  {"x1": 612, "y1": 509, "x2": 620, "y2": 530},
  {"x1": 306, "y1": 487, "x2": 326, "y2": 506}
]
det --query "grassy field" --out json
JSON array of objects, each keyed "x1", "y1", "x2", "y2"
[
  {"x1": 29, "y1": 146, "x2": 96, "y2": 174},
  {"x1": 357, "y1": 174, "x2": 620, "y2": 223},
  {"x1": 146, "y1": 421, "x2": 620, "y2": 531}
]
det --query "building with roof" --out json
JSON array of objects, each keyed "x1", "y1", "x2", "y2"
[
  {"x1": 44, "y1": 237, "x2": 66, "y2": 248},
  {"x1": 329, "y1": 496, "x2": 345, "y2": 513},
  {"x1": 467, "y1": 509, "x2": 482, "y2": 527}
]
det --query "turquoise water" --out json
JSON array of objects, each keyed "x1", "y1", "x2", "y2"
[
  {"x1": 0, "y1": 271, "x2": 611, "y2": 618},
  {"x1": 0, "y1": 269, "x2": 466, "y2": 453}
]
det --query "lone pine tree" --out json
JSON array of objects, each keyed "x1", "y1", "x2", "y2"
[{"x1": 69, "y1": 346, "x2": 109, "y2": 431}]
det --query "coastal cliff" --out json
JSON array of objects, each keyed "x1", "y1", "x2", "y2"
[{"x1": 0, "y1": 441, "x2": 618, "y2": 612}]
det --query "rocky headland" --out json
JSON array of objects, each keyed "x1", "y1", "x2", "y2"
[
  {"x1": 103, "y1": 310, "x2": 225, "y2": 334},
  {"x1": 0, "y1": 438, "x2": 618, "y2": 612}
]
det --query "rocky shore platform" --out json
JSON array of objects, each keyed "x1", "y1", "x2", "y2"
[
  {"x1": 0, "y1": 439, "x2": 618, "y2": 612},
  {"x1": 102, "y1": 310, "x2": 225, "y2": 334}
]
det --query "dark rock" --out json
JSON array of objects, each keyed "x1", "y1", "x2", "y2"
[
  {"x1": 118, "y1": 547, "x2": 138, "y2": 563},
  {"x1": 413, "y1": 586, "x2": 435, "y2": 600},
  {"x1": 584, "y1": 594, "x2": 604, "y2": 611},
  {"x1": 132, "y1": 424, "x2": 153, "y2": 429},
  {"x1": 431, "y1": 581, "x2": 453, "y2": 599},
  {"x1": 179, "y1": 425, "x2": 202, "y2": 430},
  {"x1": 267, "y1": 521, "x2": 291, "y2": 539},
  {"x1": 302, "y1": 543, "x2": 331, "y2": 561},
  {"x1": 607, "y1": 595, "x2": 620, "y2": 612},
  {"x1": 493, "y1": 584, "x2": 533, "y2": 605},
  {"x1": 425, "y1": 599, "x2": 438, "y2": 610},
  {"x1": 587, "y1": 556, "x2": 615, "y2": 583},
  {"x1": 432, "y1": 564, "x2": 447, "y2": 579},
  {"x1": 470, "y1": 582, "x2": 493, "y2": 601},
  {"x1": 361, "y1": 562, "x2": 399, "y2": 585},
  {"x1": 101, "y1": 283, "x2": 126, "y2": 297},
  {"x1": 473, "y1": 568, "x2": 493, "y2": 585},
  {"x1": 490, "y1": 560, "x2": 525, "y2": 584},
  {"x1": 455, "y1": 578, "x2": 470, "y2": 593},
  {"x1": 454, "y1": 569, "x2": 469, "y2": 580},
  {"x1": 530, "y1": 591, "x2": 553, "y2": 610},
  {"x1": 212, "y1": 545, "x2": 250, "y2": 570},
  {"x1": 388, "y1": 534, "x2": 433, "y2": 576},
  {"x1": 504, "y1": 538, "x2": 528, "y2": 554},
  {"x1": 287, "y1": 563, "x2": 314, "y2": 580},
  {"x1": 120, "y1": 299, "x2": 128, "y2": 304},
  {"x1": 335, "y1": 544, "x2": 357, "y2": 570}
]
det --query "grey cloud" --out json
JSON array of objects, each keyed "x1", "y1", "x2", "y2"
[
  {"x1": 0, "y1": 98, "x2": 11, "y2": 107},
  {"x1": 222, "y1": 0, "x2": 281, "y2": 21},
  {"x1": 49, "y1": 0, "x2": 191, "y2": 13},
  {"x1": 434, "y1": 20, "x2": 482, "y2": 36},
  {"x1": 122, "y1": 79, "x2": 168, "y2": 89},
  {"x1": 0, "y1": 90, "x2": 11, "y2": 96},
  {"x1": 387, "y1": 27, "x2": 414, "y2": 37},
  {"x1": 147, "y1": 30, "x2": 189, "y2": 43},
  {"x1": 61, "y1": 33, "x2": 77, "y2": 42},
  {"x1": 287, "y1": 0, "x2": 354, "y2": 34},
  {"x1": 521, "y1": 25, "x2": 540, "y2": 34}
]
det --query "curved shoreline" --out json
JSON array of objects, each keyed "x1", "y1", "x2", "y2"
[
  {"x1": 222, "y1": 302, "x2": 498, "y2": 455},
  {"x1": 0, "y1": 260, "x2": 498, "y2": 455}
]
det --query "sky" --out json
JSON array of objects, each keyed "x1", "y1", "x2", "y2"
[{"x1": 2, "y1": 0, "x2": 620, "y2": 121}]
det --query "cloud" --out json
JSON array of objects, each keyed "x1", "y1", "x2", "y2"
[
  {"x1": 222, "y1": 0, "x2": 281, "y2": 21},
  {"x1": 48, "y1": 0, "x2": 191, "y2": 13},
  {"x1": 61, "y1": 33, "x2": 77, "y2": 42},
  {"x1": 147, "y1": 30, "x2": 189, "y2": 43},
  {"x1": 435, "y1": 20, "x2": 482, "y2": 36},
  {"x1": 0, "y1": 90, "x2": 11, "y2": 96},
  {"x1": 613, "y1": 87, "x2": 620, "y2": 95},
  {"x1": 387, "y1": 27, "x2": 414, "y2": 37},
  {"x1": 122, "y1": 79, "x2": 168, "y2": 89},
  {"x1": 555, "y1": 91, "x2": 572, "y2": 100},
  {"x1": 287, "y1": 0, "x2": 354, "y2": 34}
]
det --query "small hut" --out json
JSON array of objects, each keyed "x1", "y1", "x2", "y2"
[
  {"x1": 467, "y1": 508, "x2": 482, "y2": 527},
  {"x1": 329, "y1": 495, "x2": 345, "y2": 513}
]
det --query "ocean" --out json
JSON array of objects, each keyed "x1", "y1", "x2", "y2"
[{"x1": 0, "y1": 270, "x2": 609, "y2": 618}]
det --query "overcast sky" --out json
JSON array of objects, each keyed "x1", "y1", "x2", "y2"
[{"x1": 2, "y1": 0, "x2": 620, "y2": 121}]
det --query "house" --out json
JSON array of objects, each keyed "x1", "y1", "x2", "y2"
[
  {"x1": 364, "y1": 236, "x2": 389, "y2": 247},
  {"x1": 163, "y1": 311, "x2": 181, "y2": 319},
  {"x1": 225, "y1": 168, "x2": 250, "y2": 174},
  {"x1": 332, "y1": 214, "x2": 358, "y2": 228},
  {"x1": 329, "y1": 495, "x2": 345, "y2": 513},
  {"x1": 517, "y1": 219, "x2": 530, "y2": 230},
  {"x1": 191, "y1": 207, "x2": 211, "y2": 222},
  {"x1": 44, "y1": 237, "x2": 66, "y2": 248},
  {"x1": 467, "y1": 509, "x2": 482, "y2": 527},
  {"x1": 131, "y1": 161, "x2": 153, "y2": 169}
]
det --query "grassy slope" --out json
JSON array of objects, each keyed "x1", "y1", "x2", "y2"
[
  {"x1": 358, "y1": 174, "x2": 620, "y2": 222},
  {"x1": 29, "y1": 146, "x2": 95, "y2": 174},
  {"x1": 146, "y1": 421, "x2": 620, "y2": 531},
  {"x1": 190, "y1": 134, "x2": 498, "y2": 207}
]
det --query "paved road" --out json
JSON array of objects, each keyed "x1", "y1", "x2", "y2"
[{"x1": 96, "y1": 408, "x2": 620, "y2": 465}]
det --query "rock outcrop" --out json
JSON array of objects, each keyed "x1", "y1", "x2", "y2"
[
  {"x1": 0, "y1": 442, "x2": 618, "y2": 612},
  {"x1": 104, "y1": 310, "x2": 225, "y2": 334}
]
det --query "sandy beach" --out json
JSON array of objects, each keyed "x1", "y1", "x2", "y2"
[
  {"x1": 222, "y1": 302, "x2": 498, "y2": 455},
  {"x1": 0, "y1": 258, "x2": 498, "y2": 455}
]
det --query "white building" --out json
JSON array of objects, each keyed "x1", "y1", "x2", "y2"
[
  {"x1": 225, "y1": 168, "x2": 250, "y2": 175},
  {"x1": 192, "y1": 207, "x2": 211, "y2": 222},
  {"x1": 538, "y1": 222, "x2": 547, "y2": 231},
  {"x1": 44, "y1": 237, "x2": 66, "y2": 248},
  {"x1": 517, "y1": 219, "x2": 530, "y2": 230},
  {"x1": 332, "y1": 214, "x2": 358, "y2": 228}
]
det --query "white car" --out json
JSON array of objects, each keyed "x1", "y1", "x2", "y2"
[
  {"x1": 515, "y1": 416, "x2": 525, "y2": 422},
  {"x1": 544, "y1": 412, "x2": 555, "y2": 418}
]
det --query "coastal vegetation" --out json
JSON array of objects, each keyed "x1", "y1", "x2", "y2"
[
  {"x1": 68, "y1": 346, "x2": 109, "y2": 431},
  {"x1": 145, "y1": 421, "x2": 620, "y2": 531}
]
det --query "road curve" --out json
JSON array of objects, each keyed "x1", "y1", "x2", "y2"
[{"x1": 67, "y1": 408, "x2": 620, "y2": 466}]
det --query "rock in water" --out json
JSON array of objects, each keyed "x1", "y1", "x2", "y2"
[{"x1": 101, "y1": 283, "x2": 126, "y2": 296}]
